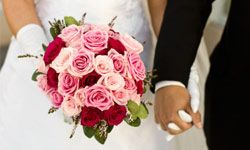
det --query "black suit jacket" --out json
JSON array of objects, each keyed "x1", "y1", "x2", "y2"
[
  {"x1": 152, "y1": 0, "x2": 250, "y2": 148},
  {"x1": 151, "y1": 0, "x2": 214, "y2": 89}
]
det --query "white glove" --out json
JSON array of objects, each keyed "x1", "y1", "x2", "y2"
[
  {"x1": 16, "y1": 24, "x2": 49, "y2": 55},
  {"x1": 187, "y1": 64, "x2": 200, "y2": 113},
  {"x1": 16, "y1": 24, "x2": 49, "y2": 70}
]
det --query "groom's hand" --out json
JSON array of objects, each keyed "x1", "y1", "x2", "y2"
[{"x1": 154, "y1": 86, "x2": 202, "y2": 135}]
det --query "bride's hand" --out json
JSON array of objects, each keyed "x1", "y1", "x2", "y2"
[{"x1": 154, "y1": 86, "x2": 202, "y2": 135}]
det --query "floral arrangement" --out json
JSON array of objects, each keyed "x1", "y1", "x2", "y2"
[{"x1": 21, "y1": 15, "x2": 154, "y2": 144}]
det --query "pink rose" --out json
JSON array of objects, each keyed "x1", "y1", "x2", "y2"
[
  {"x1": 74, "y1": 88, "x2": 85, "y2": 107},
  {"x1": 89, "y1": 24, "x2": 111, "y2": 32},
  {"x1": 113, "y1": 89, "x2": 129, "y2": 106},
  {"x1": 120, "y1": 33, "x2": 143, "y2": 54},
  {"x1": 85, "y1": 84, "x2": 114, "y2": 111},
  {"x1": 48, "y1": 89, "x2": 63, "y2": 108},
  {"x1": 94, "y1": 55, "x2": 114, "y2": 75},
  {"x1": 61, "y1": 96, "x2": 82, "y2": 117},
  {"x1": 98, "y1": 73, "x2": 125, "y2": 91},
  {"x1": 127, "y1": 52, "x2": 146, "y2": 81},
  {"x1": 68, "y1": 50, "x2": 95, "y2": 77},
  {"x1": 59, "y1": 25, "x2": 82, "y2": 49},
  {"x1": 50, "y1": 47, "x2": 74, "y2": 73},
  {"x1": 124, "y1": 77, "x2": 137, "y2": 94},
  {"x1": 108, "y1": 49, "x2": 126, "y2": 76},
  {"x1": 37, "y1": 59, "x2": 48, "y2": 73},
  {"x1": 58, "y1": 72, "x2": 79, "y2": 96},
  {"x1": 37, "y1": 75, "x2": 50, "y2": 92},
  {"x1": 130, "y1": 92, "x2": 141, "y2": 105},
  {"x1": 82, "y1": 29, "x2": 109, "y2": 53}
]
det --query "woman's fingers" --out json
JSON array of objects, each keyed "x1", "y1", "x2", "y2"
[
  {"x1": 178, "y1": 110, "x2": 192, "y2": 123},
  {"x1": 186, "y1": 106, "x2": 202, "y2": 129}
]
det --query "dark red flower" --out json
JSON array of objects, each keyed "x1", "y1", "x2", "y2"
[
  {"x1": 96, "y1": 49, "x2": 109, "y2": 55},
  {"x1": 80, "y1": 71, "x2": 101, "y2": 88},
  {"x1": 136, "y1": 80, "x2": 144, "y2": 96},
  {"x1": 43, "y1": 37, "x2": 65, "y2": 65},
  {"x1": 108, "y1": 38, "x2": 126, "y2": 55},
  {"x1": 81, "y1": 107, "x2": 103, "y2": 127},
  {"x1": 47, "y1": 67, "x2": 59, "y2": 88},
  {"x1": 104, "y1": 104, "x2": 127, "y2": 126}
]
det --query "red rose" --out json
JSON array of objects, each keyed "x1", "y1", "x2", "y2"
[
  {"x1": 96, "y1": 49, "x2": 109, "y2": 55},
  {"x1": 136, "y1": 80, "x2": 144, "y2": 96},
  {"x1": 108, "y1": 38, "x2": 126, "y2": 55},
  {"x1": 80, "y1": 71, "x2": 101, "y2": 88},
  {"x1": 104, "y1": 104, "x2": 127, "y2": 126},
  {"x1": 43, "y1": 37, "x2": 65, "y2": 65},
  {"x1": 81, "y1": 107, "x2": 103, "y2": 127},
  {"x1": 47, "y1": 67, "x2": 59, "y2": 88}
]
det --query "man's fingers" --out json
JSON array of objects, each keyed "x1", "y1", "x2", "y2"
[
  {"x1": 154, "y1": 112, "x2": 160, "y2": 124},
  {"x1": 159, "y1": 118, "x2": 168, "y2": 131},
  {"x1": 186, "y1": 106, "x2": 202, "y2": 129}
]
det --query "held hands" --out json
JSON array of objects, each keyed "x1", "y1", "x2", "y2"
[{"x1": 154, "y1": 85, "x2": 202, "y2": 140}]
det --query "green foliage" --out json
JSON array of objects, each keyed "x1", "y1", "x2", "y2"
[
  {"x1": 127, "y1": 100, "x2": 149, "y2": 119},
  {"x1": 31, "y1": 70, "x2": 43, "y2": 81},
  {"x1": 124, "y1": 115, "x2": 141, "y2": 127},
  {"x1": 83, "y1": 126, "x2": 96, "y2": 138},
  {"x1": 64, "y1": 16, "x2": 79, "y2": 26}
]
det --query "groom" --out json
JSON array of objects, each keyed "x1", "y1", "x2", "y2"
[{"x1": 152, "y1": 0, "x2": 250, "y2": 149}]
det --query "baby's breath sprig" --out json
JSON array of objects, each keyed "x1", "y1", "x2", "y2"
[
  {"x1": 144, "y1": 69, "x2": 157, "y2": 88},
  {"x1": 18, "y1": 54, "x2": 39, "y2": 59},
  {"x1": 69, "y1": 115, "x2": 80, "y2": 139},
  {"x1": 49, "y1": 19, "x2": 66, "y2": 38},
  {"x1": 79, "y1": 13, "x2": 87, "y2": 25},
  {"x1": 48, "y1": 107, "x2": 58, "y2": 114},
  {"x1": 108, "y1": 16, "x2": 117, "y2": 28}
]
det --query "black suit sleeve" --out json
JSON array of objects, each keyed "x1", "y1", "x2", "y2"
[{"x1": 151, "y1": 0, "x2": 214, "y2": 91}]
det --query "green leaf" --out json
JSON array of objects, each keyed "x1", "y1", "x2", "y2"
[
  {"x1": 42, "y1": 44, "x2": 47, "y2": 52},
  {"x1": 137, "y1": 104, "x2": 149, "y2": 119},
  {"x1": 32, "y1": 70, "x2": 43, "y2": 81},
  {"x1": 107, "y1": 126, "x2": 114, "y2": 133},
  {"x1": 50, "y1": 27, "x2": 57, "y2": 39},
  {"x1": 127, "y1": 100, "x2": 140, "y2": 116},
  {"x1": 83, "y1": 126, "x2": 96, "y2": 138},
  {"x1": 95, "y1": 129, "x2": 107, "y2": 144},
  {"x1": 124, "y1": 115, "x2": 141, "y2": 127},
  {"x1": 64, "y1": 16, "x2": 79, "y2": 26}
]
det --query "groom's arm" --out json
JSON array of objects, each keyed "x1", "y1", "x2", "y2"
[{"x1": 151, "y1": 0, "x2": 214, "y2": 89}]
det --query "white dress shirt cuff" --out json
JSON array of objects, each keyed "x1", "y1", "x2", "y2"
[{"x1": 155, "y1": 81, "x2": 186, "y2": 92}]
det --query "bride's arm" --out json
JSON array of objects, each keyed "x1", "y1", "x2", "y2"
[
  {"x1": 3, "y1": 0, "x2": 41, "y2": 36},
  {"x1": 148, "y1": 0, "x2": 167, "y2": 37},
  {"x1": 3, "y1": 0, "x2": 48, "y2": 54}
]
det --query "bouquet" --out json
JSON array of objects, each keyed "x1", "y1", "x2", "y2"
[{"x1": 22, "y1": 15, "x2": 154, "y2": 144}]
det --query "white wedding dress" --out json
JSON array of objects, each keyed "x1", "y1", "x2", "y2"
[{"x1": 0, "y1": 0, "x2": 172, "y2": 150}]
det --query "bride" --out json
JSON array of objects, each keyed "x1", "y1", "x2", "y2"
[{"x1": 0, "y1": 0, "x2": 208, "y2": 149}]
